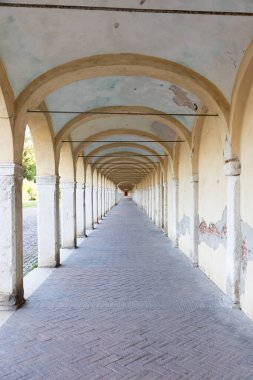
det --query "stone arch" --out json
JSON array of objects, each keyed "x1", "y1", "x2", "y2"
[
  {"x1": 59, "y1": 141, "x2": 75, "y2": 182},
  {"x1": 72, "y1": 127, "x2": 174, "y2": 169},
  {"x1": 55, "y1": 105, "x2": 191, "y2": 156},
  {"x1": 76, "y1": 157, "x2": 84, "y2": 183},
  {"x1": 27, "y1": 102, "x2": 56, "y2": 176},
  {"x1": 230, "y1": 38, "x2": 253, "y2": 158},
  {"x1": 85, "y1": 163, "x2": 92, "y2": 185},
  {"x1": 191, "y1": 107, "x2": 208, "y2": 175},
  {"x1": 78, "y1": 142, "x2": 165, "y2": 166},
  {"x1": 14, "y1": 54, "x2": 229, "y2": 163},
  {"x1": 0, "y1": 62, "x2": 14, "y2": 163}
]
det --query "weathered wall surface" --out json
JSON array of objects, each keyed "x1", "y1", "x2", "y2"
[
  {"x1": 178, "y1": 144, "x2": 191, "y2": 257},
  {"x1": 198, "y1": 117, "x2": 227, "y2": 293},
  {"x1": 239, "y1": 85, "x2": 253, "y2": 319}
]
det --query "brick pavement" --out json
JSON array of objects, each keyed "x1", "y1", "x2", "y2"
[{"x1": 1, "y1": 197, "x2": 253, "y2": 379}]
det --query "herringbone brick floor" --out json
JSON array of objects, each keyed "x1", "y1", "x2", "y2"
[{"x1": 0, "y1": 198, "x2": 253, "y2": 379}]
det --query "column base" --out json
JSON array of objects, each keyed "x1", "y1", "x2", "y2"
[
  {"x1": 232, "y1": 301, "x2": 241, "y2": 310},
  {"x1": 0, "y1": 295, "x2": 25, "y2": 311},
  {"x1": 39, "y1": 263, "x2": 59, "y2": 268}
]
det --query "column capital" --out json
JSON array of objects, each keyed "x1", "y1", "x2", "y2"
[
  {"x1": 224, "y1": 158, "x2": 241, "y2": 176},
  {"x1": 60, "y1": 181, "x2": 76, "y2": 190},
  {"x1": 36, "y1": 175, "x2": 59, "y2": 186},
  {"x1": 172, "y1": 177, "x2": 179, "y2": 186},
  {"x1": 76, "y1": 182, "x2": 85, "y2": 189},
  {"x1": 0, "y1": 163, "x2": 23, "y2": 177},
  {"x1": 189, "y1": 174, "x2": 199, "y2": 183}
]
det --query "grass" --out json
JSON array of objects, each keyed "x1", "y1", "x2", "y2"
[{"x1": 22, "y1": 200, "x2": 37, "y2": 208}]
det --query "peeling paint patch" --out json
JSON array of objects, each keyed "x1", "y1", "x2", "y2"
[
  {"x1": 169, "y1": 85, "x2": 198, "y2": 112},
  {"x1": 199, "y1": 208, "x2": 227, "y2": 250},
  {"x1": 240, "y1": 222, "x2": 253, "y2": 294},
  {"x1": 178, "y1": 215, "x2": 190, "y2": 236},
  {"x1": 241, "y1": 221, "x2": 253, "y2": 262}
]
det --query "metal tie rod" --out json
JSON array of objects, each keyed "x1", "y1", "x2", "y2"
[
  {"x1": 28, "y1": 110, "x2": 218, "y2": 117},
  {"x1": 79, "y1": 154, "x2": 168, "y2": 157},
  {"x1": 1, "y1": 3, "x2": 253, "y2": 16},
  {"x1": 63, "y1": 140, "x2": 185, "y2": 143}
]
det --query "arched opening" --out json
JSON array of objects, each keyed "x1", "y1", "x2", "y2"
[{"x1": 22, "y1": 126, "x2": 38, "y2": 275}]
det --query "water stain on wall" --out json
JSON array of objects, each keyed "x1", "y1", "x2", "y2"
[{"x1": 169, "y1": 85, "x2": 198, "y2": 112}]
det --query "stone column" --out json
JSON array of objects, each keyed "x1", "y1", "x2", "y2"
[
  {"x1": 97, "y1": 186, "x2": 102, "y2": 221},
  {"x1": 152, "y1": 185, "x2": 155, "y2": 222},
  {"x1": 93, "y1": 185, "x2": 98, "y2": 225},
  {"x1": 160, "y1": 182, "x2": 164, "y2": 229},
  {"x1": 155, "y1": 184, "x2": 160, "y2": 226},
  {"x1": 60, "y1": 181, "x2": 76, "y2": 248},
  {"x1": 76, "y1": 182, "x2": 85, "y2": 237},
  {"x1": 37, "y1": 175, "x2": 60, "y2": 267},
  {"x1": 104, "y1": 187, "x2": 107, "y2": 214},
  {"x1": 189, "y1": 175, "x2": 199, "y2": 266},
  {"x1": 224, "y1": 159, "x2": 241, "y2": 307},
  {"x1": 85, "y1": 185, "x2": 93, "y2": 229},
  {"x1": 0, "y1": 164, "x2": 24, "y2": 310},
  {"x1": 172, "y1": 177, "x2": 179, "y2": 247},
  {"x1": 163, "y1": 183, "x2": 168, "y2": 235},
  {"x1": 101, "y1": 183, "x2": 105, "y2": 217}
]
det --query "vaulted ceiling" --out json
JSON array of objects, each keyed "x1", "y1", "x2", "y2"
[{"x1": 0, "y1": 0, "x2": 253, "y2": 188}]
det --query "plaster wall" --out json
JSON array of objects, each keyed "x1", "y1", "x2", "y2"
[
  {"x1": 239, "y1": 85, "x2": 253, "y2": 318},
  {"x1": 198, "y1": 117, "x2": 227, "y2": 293},
  {"x1": 178, "y1": 144, "x2": 191, "y2": 257}
]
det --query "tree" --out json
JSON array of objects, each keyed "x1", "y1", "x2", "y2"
[{"x1": 22, "y1": 129, "x2": 36, "y2": 181}]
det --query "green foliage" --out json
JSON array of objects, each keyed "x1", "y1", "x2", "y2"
[
  {"x1": 22, "y1": 130, "x2": 36, "y2": 181},
  {"x1": 23, "y1": 179, "x2": 37, "y2": 202}
]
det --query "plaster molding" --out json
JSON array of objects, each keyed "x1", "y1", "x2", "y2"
[
  {"x1": 224, "y1": 159, "x2": 241, "y2": 176},
  {"x1": 36, "y1": 175, "x2": 59, "y2": 186},
  {"x1": 0, "y1": 163, "x2": 23, "y2": 177}
]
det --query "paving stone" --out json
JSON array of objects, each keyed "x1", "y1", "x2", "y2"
[
  {"x1": 23, "y1": 207, "x2": 38, "y2": 275},
  {"x1": 1, "y1": 198, "x2": 253, "y2": 379}
]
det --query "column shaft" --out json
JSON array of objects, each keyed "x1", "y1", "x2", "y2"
[
  {"x1": 224, "y1": 159, "x2": 241, "y2": 307},
  {"x1": 172, "y1": 178, "x2": 179, "y2": 247},
  {"x1": 189, "y1": 175, "x2": 199, "y2": 266},
  {"x1": 76, "y1": 182, "x2": 85, "y2": 237},
  {"x1": 0, "y1": 164, "x2": 24, "y2": 309},
  {"x1": 60, "y1": 182, "x2": 76, "y2": 248},
  {"x1": 37, "y1": 175, "x2": 60, "y2": 267}
]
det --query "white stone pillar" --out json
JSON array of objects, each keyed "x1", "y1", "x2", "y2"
[
  {"x1": 152, "y1": 185, "x2": 155, "y2": 222},
  {"x1": 224, "y1": 159, "x2": 241, "y2": 307},
  {"x1": 160, "y1": 182, "x2": 164, "y2": 229},
  {"x1": 76, "y1": 182, "x2": 85, "y2": 237},
  {"x1": 115, "y1": 185, "x2": 118, "y2": 205},
  {"x1": 37, "y1": 175, "x2": 60, "y2": 267},
  {"x1": 93, "y1": 186, "x2": 98, "y2": 224},
  {"x1": 0, "y1": 164, "x2": 24, "y2": 309},
  {"x1": 155, "y1": 184, "x2": 160, "y2": 226},
  {"x1": 97, "y1": 186, "x2": 102, "y2": 221},
  {"x1": 172, "y1": 177, "x2": 179, "y2": 247},
  {"x1": 85, "y1": 185, "x2": 93, "y2": 229},
  {"x1": 60, "y1": 182, "x2": 76, "y2": 248},
  {"x1": 163, "y1": 183, "x2": 168, "y2": 235},
  {"x1": 189, "y1": 175, "x2": 199, "y2": 266},
  {"x1": 101, "y1": 183, "x2": 105, "y2": 217}
]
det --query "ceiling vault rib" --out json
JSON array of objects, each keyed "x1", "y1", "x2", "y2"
[
  {"x1": 28, "y1": 110, "x2": 219, "y2": 117},
  {"x1": 79, "y1": 154, "x2": 167, "y2": 157},
  {"x1": 64, "y1": 140, "x2": 185, "y2": 143},
  {"x1": 90, "y1": 163, "x2": 159, "y2": 166},
  {"x1": 1, "y1": 3, "x2": 253, "y2": 16}
]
